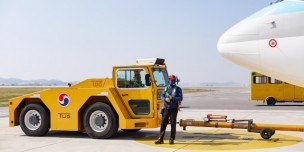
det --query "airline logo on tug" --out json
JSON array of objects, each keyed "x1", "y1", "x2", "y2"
[{"x1": 58, "y1": 93, "x2": 70, "y2": 107}]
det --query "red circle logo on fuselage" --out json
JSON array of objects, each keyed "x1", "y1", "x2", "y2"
[{"x1": 269, "y1": 39, "x2": 277, "y2": 48}]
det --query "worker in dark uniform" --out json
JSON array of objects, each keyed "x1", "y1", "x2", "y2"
[
  {"x1": 132, "y1": 72, "x2": 144, "y2": 88},
  {"x1": 155, "y1": 74, "x2": 183, "y2": 144}
]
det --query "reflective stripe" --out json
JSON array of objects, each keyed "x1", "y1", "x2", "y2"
[{"x1": 165, "y1": 86, "x2": 177, "y2": 97}]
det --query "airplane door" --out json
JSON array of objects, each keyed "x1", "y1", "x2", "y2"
[{"x1": 258, "y1": 17, "x2": 286, "y2": 75}]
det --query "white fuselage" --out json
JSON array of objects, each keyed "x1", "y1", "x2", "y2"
[{"x1": 218, "y1": 0, "x2": 304, "y2": 87}]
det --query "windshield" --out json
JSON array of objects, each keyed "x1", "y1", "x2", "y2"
[{"x1": 152, "y1": 68, "x2": 168, "y2": 87}]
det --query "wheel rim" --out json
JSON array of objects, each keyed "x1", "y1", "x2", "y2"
[
  {"x1": 89, "y1": 110, "x2": 109, "y2": 132},
  {"x1": 24, "y1": 110, "x2": 42, "y2": 131},
  {"x1": 261, "y1": 128, "x2": 272, "y2": 139}
]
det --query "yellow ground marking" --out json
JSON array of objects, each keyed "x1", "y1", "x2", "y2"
[{"x1": 135, "y1": 130, "x2": 302, "y2": 150}]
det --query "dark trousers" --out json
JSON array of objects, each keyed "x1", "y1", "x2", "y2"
[{"x1": 159, "y1": 108, "x2": 178, "y2": 140}]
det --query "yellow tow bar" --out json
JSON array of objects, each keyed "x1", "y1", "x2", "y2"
[{"x1": 179, "y1": 114, "x2": 304, "y2": 139}]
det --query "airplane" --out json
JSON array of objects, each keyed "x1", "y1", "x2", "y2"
[{"x1": 217, "y1": 0, "x2": 304, "y2": 87}]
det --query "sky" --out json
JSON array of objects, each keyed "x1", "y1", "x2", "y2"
[{"x1": 0, "y1": 0, "x2": 271, "y2": 84}]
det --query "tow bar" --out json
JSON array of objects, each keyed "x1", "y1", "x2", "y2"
[{"x1": 179, "y1": 114, "x2": 304, "y2": 139}]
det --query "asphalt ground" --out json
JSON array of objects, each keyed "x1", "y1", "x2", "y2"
[
  {"x1": 182, "y1": 87, "x2": 304, "y2": 110},
  {"x1": 1, "y1": 87, "x2": 304, "y2": 152}
]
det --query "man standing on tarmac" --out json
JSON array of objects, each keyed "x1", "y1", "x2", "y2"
[{"x1": 155, "y1": 74, "x2": 183, "y2": 144}]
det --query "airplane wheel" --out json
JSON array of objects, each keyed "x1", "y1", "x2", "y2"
[
  {"x1": 260, "y1": 128, "x2": 273, "y2": 139},
  {"x1": 121, "y1": 129, "x2": 141, "y2": 132},
  {"x1": 266, "y1": 97, "x2": 276, "y2": 106},
  {"x1": 19, "y1": 104, "x2": 50, "y2": 136},
  {"x1": 83, "y1": 102, "x2": 118, "y2": 139}
]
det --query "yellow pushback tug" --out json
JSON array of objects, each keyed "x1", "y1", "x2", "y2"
[
  {"x1": 251, "y1": 72, "x2": 304, "y2": 106},
  {"x1": 9, "y1": 58, "x2": 168, "y2": 139},
  {"x1": 9, "y1": 58, "x2": 304, "y2": 140}
]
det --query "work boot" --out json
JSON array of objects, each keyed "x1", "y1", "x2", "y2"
[
  {"x1": 169, "y1": 138, "x2": 174, "y2": 144},
  {"x1": 154, "y1": 138, "x2": 164, "y2": 144}
]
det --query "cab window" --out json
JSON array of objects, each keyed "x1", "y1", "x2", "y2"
[
  {"x1": 152, "y1": 68, "x2": 168, "y2": 87},
  {"x1": 129, "y1": 100, "x2": 149, "y2": 115},
  {"x1": 268, "y1": 77, "x2": 282, "y2": 84},
  {"x1": 117, "y1": 69, "x2": 146, "y2": 88},
  {"x1": 253, "y1": 76, "x2": 267, "y2": 84}
]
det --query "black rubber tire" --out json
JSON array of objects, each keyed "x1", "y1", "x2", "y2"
[
  {"x1": 121, "y1": 129, "x2": 141, "y2": 132},
  {"x1": 266, "y1": 97, "x2": 276, "y2": 106},
  {"x1": 83, "y1": 102, "x2": 118, "y2": 139},
  {"x1": 19, "y1": 104, "x2": 50, "y2": 136},
  {"x1": 260, "y1": 128, "x2": 273, "y2": 139}
]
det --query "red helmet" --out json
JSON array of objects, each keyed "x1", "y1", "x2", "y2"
[{"x1": 168, "y1": 74, "x2": 176, "y2": 80}]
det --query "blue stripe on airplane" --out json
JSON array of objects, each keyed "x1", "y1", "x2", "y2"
[{"x1": 246, "y1": 0, "x2": 304, "y2": 20}]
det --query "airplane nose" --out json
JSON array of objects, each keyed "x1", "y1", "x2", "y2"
[
  {"x1": 217, "y1": 36, "x2": 230, "y2": 56},
  {"x1": 217, "y1": 19, "x2": 260, "y2": 70}
]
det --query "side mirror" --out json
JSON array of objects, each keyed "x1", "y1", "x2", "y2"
[
  {"x1": 176, "y1": 76, "x2": 180, "y2": 84},
  {"x1": 145, "y1": 74, "x2": 151, "y2": 86}
]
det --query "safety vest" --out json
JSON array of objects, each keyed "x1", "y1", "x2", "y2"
[{"x1": 165, "y1": 85, "x2": 177, "y2": 98}]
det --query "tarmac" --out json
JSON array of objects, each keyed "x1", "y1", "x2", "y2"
[{"x1": 1, "y1": 87, "x2": 304, "y2": 152}]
